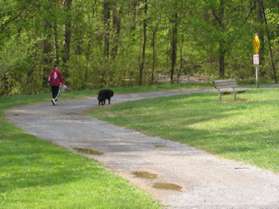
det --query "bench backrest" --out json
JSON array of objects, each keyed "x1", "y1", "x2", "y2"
[{"x1": 213, "y1": 80, "x2": 238, "y2": 89}]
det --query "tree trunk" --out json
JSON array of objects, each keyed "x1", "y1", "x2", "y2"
[
  {"x1": 170, "y1": 12, "x2": 178, "y2": 83},
  {"x1": 257, "y1": 0, "x2": 265, "y2": 66},
  {"x1": 219, "y1": 41, "x2": 225, "y2": 78},
  {"x1": 54, "y1": 21, "x2": 59, "y2": 65},
  {"x1": 86, "y1": 2, "x2": 96, "y2": 60},
  {"x1": 75, "y1": 31, "x2": 83, "y2": 55},
  {"x1": 42, "y1": 17, "x2": 52, "y2": 86},
  {"x1": 259, "y1": 0, "x2": 277, "y2": 83},
  {"x1": 218, "y1": 0, "x2": 225, "y2": 78},
  {"x1": 111, "y1": 4, "x2": 121, "y2": 59},
  {"x1": 63, "y1": 0, "x2": 72, "y2": 76},
  {"x1": 151, "y1": 28, "x2": 157, "y2": 84},
  {"x1": 138, "y1": 0, "x2": 147, "y2": 85},
  {"x1": 177, "y1": 37, "x2": 184, "y2": 83},
  {"x1": 103, "y1": 0, "x2": 110, "y2": 58}
]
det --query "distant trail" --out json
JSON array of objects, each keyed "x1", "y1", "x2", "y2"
[{"x1": 6, "y1": 88, "x2": 279, "y2": 209}]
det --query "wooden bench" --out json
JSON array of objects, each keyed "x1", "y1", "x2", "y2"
[{"x1": 213, "y1": 80, "x2": 246, "y2": 101}]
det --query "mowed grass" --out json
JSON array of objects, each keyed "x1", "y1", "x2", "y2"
[
  {"x1": 92, "y1": 89, "x2": 279, "y2": 172},
  {"x1": 0, "y1": 94, "x2": 160, "y2": 209}
]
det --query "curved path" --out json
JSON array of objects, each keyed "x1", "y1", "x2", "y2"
[{"x1": 6, "y1": 88, "x2": 279, "y2": 209}]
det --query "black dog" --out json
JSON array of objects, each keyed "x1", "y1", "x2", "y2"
[{"x1": 97, "y1": 89, "x2": 114, "y2": 106}]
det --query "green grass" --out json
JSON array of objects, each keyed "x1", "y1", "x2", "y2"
[
  {"x1": 91, "y1": 89, "x2": 279, "y2": 172},
  {"x1": 0, "y1": 93, "x2": 161, "y2": 209}
]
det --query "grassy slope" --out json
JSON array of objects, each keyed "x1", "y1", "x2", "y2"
[
  {"x1": 0, "y1": 92, "x2": 161, "y2": 209},
  {"x1": 92, "y1": 89, "x2": 279, "y2": 172}
]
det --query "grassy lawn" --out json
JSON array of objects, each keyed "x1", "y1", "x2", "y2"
[
  {"x1": 0, "y1": 93, "x2": 162, "y2": 209},
  {"x1": 91, "y1": 89, "x2": 279, "y2": 173}
]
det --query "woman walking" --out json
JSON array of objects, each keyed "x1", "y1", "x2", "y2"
[{"x1": 48, "y1": 65, "x2": 64, "y2": 106}]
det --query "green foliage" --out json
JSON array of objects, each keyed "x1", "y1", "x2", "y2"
[{"x1": 0, "y1": 0, "x2": 278, "y2": 95}]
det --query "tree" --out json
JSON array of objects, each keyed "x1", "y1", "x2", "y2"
[
  {"x1": 63, "y1": 0, "x2": 73, "y2": 75},
  {"x1": 111, "y1": 2, "x2": 121, "y2": 59},
  {"x1": 138, "y1": 0, "x2": 148, "y2": 85},
  {"x1": 0, "y1": 0, "x2": 278, "y2": 95},
  {"x1": 103, "y1": 0, "x2": 110, "y2": 58},
  {"x1": 257, "y1": 0, "x2": 277, "y2": 82},
  {"x1": 170, "y1": 9, "x2": 178, "y2": 83}
]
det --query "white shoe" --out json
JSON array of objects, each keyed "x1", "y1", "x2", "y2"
[{"x1": 51, "y1": 99, "x2": 56, "y2": 106}]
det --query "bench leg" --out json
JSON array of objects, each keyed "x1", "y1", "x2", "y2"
[
  {"x1": 234, "y1": 91, "x2": 236, "y2": 100},
  {"x1": 219, "y1": 93, "x2": 222, "y2": 102}
]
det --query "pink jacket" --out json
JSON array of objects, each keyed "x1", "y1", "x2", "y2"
[{"x1": 48, "y1": 68, "x2": 64, "y2": 87}]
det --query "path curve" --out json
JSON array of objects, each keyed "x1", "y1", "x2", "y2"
[{"x1": 6, "y1": 88, "x2": 279, "y2": 209}]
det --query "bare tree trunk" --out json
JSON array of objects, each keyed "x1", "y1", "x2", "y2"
[
  {"x1": 257, "y1": 0, "x2": 265, "y2": 66},
  {"x1": 219, "y1": 0, "x2": 225, "y2": 78},
  {"x1": 111, "y1": 4, "x2": 121, "y2": 59},
  {"x1": 75, "y1": 31, "x2": 83, "y2": 55},
  {"x1": 138, "y1": 0, "x2": 147, "y2": 85},
  {"x1": 86, "y1": 2, "x2": 96, "y2": 60},
  {"x1": 170, "y1": 12, "x2": 178, "y2": 83},
  {"x1": 212, "y1": 0, "x2": 226, "y2": 78},
  {"x1": 54, "y1": 21, "x2": 59, "y2": 65},
  {"x1": 63, "y1": 0, "x2": 72, "y2": 76},
  {"x1": 103, "y1": 0, "x2": 110, "y2": 58},
  {"x1": 42, "y1": 17, "x2": 53, "y2": 86},
  {"x1": 259, "y1": 0, "x2": 277, "y2": 83},
  {"x1": 219, "y1": 41, "x2": 225, "y2": 78},
  {"x1": 177, "y1": 36, "x2": 184, "y2": 83},
  {"x1": 151, "y1": 28, "x2": 157, "y2": 84}
]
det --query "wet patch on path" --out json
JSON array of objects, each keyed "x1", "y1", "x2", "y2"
[
  {"x1": 153, "y1": 182, "x2": 183, "y2": 192},
  {"x1": 132, "y1": 171, "x2": 158, "y2": 179},
  {"x1": 73, "y1": 147, "x2": 104, "y2": 155}
]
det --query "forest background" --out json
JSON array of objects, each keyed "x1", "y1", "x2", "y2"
[{"x1": 0, "y1": 0, "x2": 278, "y2": 95}]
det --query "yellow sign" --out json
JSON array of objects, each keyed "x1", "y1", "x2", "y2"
[{"x1": 253, "y1": 33, "x2": 260, "y2": 54}]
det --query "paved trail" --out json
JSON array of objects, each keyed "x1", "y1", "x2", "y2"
[{"x1": 6, "y1": 88, "x2": 279, "y2": 209}]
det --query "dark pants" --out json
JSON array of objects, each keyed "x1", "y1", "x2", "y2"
[{"x1": 51, "y1": 86, "x2": 60, "y2": 99}]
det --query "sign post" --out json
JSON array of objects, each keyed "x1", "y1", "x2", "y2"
[
  {"x1": 253, "y1": 33, "x2": 260, "y2": 88},
  {"x1": 253, "y1": 54, "x2": 260, "y2": 88}
]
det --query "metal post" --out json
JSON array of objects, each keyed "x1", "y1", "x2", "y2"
[
  {"x1": 253, "y1": 33, "x2": 260, "y2": 88},
  {"x1": 255, "y1": 65, "x2": 259, "y2": 88}
]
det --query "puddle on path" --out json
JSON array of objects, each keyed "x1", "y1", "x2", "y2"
[
  {"x1": 73, "y1": 147, "x2": 104, "y2": 155},
  {"x1": 132, "y1": 171, "x2": 158, "y2": 179},
  {"x1": 153, "y1": 182, "x2": 182, "y2": 191},
  {"x1": 65, "y1": 112, "x2": 80, "y2": 115},
  {"x1": 153, "y1": 143, "x2": 166, "y2": 148}
]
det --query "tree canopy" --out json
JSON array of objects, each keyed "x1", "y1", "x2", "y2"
[{"x1": 0, "y1": 0, "x2": 278, "y2": 95}]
